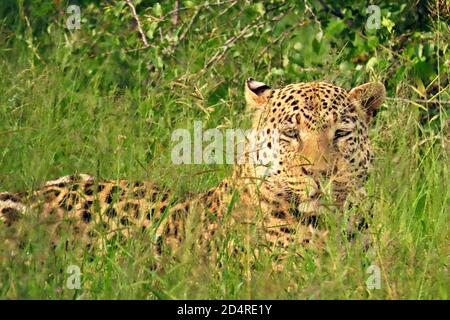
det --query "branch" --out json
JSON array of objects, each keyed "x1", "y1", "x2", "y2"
[
  {"x1": 171, "y1": 0, "x2": 180, "y2": 26},
  {"x1": 125, "y1": 0, "x2": 149, "y2": 48},
  {"x1": 386, "y1": 97, "x2": 450, "y2": 106},
  {"x1": 204, "y1": 24, "x2": 255, "y2": 69},
  {"x1": 160, "y1": 0, "x2": 238, "y2": 21},
  {"x1": 179, "y1": 8, "x2": 200, "y2": 43}
]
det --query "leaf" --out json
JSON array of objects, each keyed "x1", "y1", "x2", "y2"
[
  {"x1": 270, "y1": 68, "x2": 284, "y2": 76},
  {"x1": 381, "y1": 17, "x2": 395, "y2": 33},
  {"x1": 366, "y1": 57, "x2": 378, "y2": 71},
  {"x1": 253, "y1": 3, "x2": 265, "y2": 16},
  {"x1": 325, "y1": 19, "x2": 346, "y2": 36},
  {"x1": 423, "y1": 43, "x2": 435, "y2": 57},
  {"x1": 153, "y1": 3, "x2": 162, "y2": 17},
  {"x1": 367, "y1": 36, "x2": 379, "y2": 49},
  {"x1": 146, "y1": 22, "x2": 158, "y2": 40},
  {"x1": 414, "y1": 44, "x2": 423, "y2": 58},
  {"x1": 312, "y1": 38, "x2": 321, "y2": 54},
  {"x1": 183, "y1": 1, "x2": 195, "y2": 8},
  {"x1": 315, "y1": 30, "x2": 323, "y2": 42}
]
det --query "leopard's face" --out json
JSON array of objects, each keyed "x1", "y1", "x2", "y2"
[{"x1": 244, "y1": 78, "x2": 386, "y2": 212}]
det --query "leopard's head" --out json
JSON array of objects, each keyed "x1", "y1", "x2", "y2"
[{"x1": 242, "y1": 78, "x2": 385, "y2": 213}]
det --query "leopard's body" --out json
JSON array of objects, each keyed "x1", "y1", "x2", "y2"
[{"x1": 0, "y1": 79, "x2": 385, "y2": 254}]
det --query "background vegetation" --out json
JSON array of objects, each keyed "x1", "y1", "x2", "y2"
[{"x1": 0, "y1": 0, "x2": 448, "y2": 299}]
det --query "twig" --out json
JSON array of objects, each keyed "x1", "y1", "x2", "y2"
[
  {"x1": 88, "y1": 0, "x2": 154, "y2": 59},
  {"x1": 172, "y1": 0, "x2": 180, "y2": 26},
  {"x1": 259, "y1": 19, "x2": 308, "y2": 58},
  {"x1": 203, "y1": 5, "x2": 294, "y2": 71},
  {"x1": 304, "y1": 0, "x2": 324, "y2": 33},
  {"x1": 204, "y1": 20, "x2": 268, "y2": 70},
  {"x1": 89, "y1": 45, "x2": 151, "y2": 58},
  {"x1": 160, "y1": 0, "x2": 238, "y2": 21},
  {"x1": 204, "y1": 25, "x2": 251, "y2": 69},
  {"x1": 179, "y1": 8, "x2": 200, "y2": 43},
  {"x1": 386, "y1": 97, "x2": 450, "y2": 105},
  {"x1": 217, "y1": 0, "x2": 239, "y2": 17},
  {"x1": 124, "y1": 0, "x2": 149, "y2": 48}
]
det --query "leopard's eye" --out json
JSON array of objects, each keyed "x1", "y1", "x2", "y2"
[
  {"x1": 333, "y1": 129, "x2": 351, "y2": 142},
  {"x1": 283, "y1": 129, "x2": 300, "y2": 139}
]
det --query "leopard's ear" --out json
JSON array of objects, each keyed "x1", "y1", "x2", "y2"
[
  {"x1": 245, "y1": 78, "x2": 272, "y2": 109},
  {"x1": 348, "y1": 82, "x2": 386, "y2": 123}
]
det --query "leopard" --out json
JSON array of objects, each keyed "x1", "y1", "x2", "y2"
[{"x1": 0, "y1": 78, "x2": 385, "y2": 257}]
